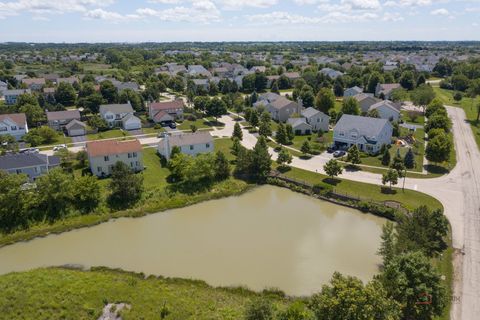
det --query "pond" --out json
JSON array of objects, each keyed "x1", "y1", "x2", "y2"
[{"x1": 0, "y1": 186, "x2": 386, "y2": 296}]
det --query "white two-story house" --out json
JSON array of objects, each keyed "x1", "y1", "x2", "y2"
[
  {"x1": 0, "y1": 113, "x2": 29, "y2": 140},
  {"x1": 86, "y1": 139, "x2": 143, "y2": 177},
  {"x1": 301, "y1": 107, "x2": 330, "y2": 132},
  {"x1": 99, "y1": 103, "x2": 141, "y2": 130},
  {"x1": 3, "y1": 89, "x2": 31, "y2": 105},
  {"x1": 333, "y1": 114, "x2": 393, "y2": 154},
  {"x1": 158, "y1": 131, "x2": 214, "y2": 160}
]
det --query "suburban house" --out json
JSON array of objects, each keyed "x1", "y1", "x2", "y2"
[
  {"x1": 0, "y1": 113, "x2": 28, "y2": 140},
  {"x1": 320, "y1": 68, "x2": 344, "y2": 79},
  {"x1": 43, "y1": 87, "x2": 56, "y2": 101},
  {"x1": 344, "y1": 86, "x2": 363, "y2": 97},
  {"x1": 333, "y1": 114, "x2": 393, "y2": 154},
  {"x1": 368, "y1": 100, "x2": 401, "y2": 122},
  {"x1": 266, "y1": 75, "x2": 280, "y2": 88},
  {"x1": 65, "y1": 119, "x2": 87, "y2": 137},
  {"x1": 0, "y1": 80, "x2": 7, "y2": 95},
  {"x1": 354, "y1": 93, "x2": 381, "y2": 114},
  {"x1": 0, "y1": 153, "x2": 60, "y2": 181},
  {"x1": 99, "y1": 103, "x2": 141, "y2": 130},
  {"x1": 86, "y1": 139, "x2": 143, "y2": 177},
  {"x1": 254, "y1": 93, "x2": 302, "y2": 122},
  {"x1": 192, "y1": 79, "x2": 209, "y2": 91},
  {"x1": 56, "y1": 76, "x2": 80, "y2": 86},
  {"x1": 148, "y1": 100, "x2": 184, "y2": 123},
  {"x1": 157, "y1": 131, "x2": 214, "y2": 160},
  {"x1": 375, "y1": 83, "x2": 401, "y2": 99},
  {"x1": 46, "y1": 110, "x2": 81, "y2": 131},
  {"x1": 283, "y1": 72, "x2": 301, "y2": 82},
  {"x1": 187, "y1": 65, "x2": 211, "y2": 78},
  {"x1": 21, "y1": 78, "x2": 46, "y2": 91},
  {"x1": 287, "y1": 118, "x2": 312, "y2": 135},
  {"x1": 301, "y1": 107, "x2": 330, "y2": 132},
  {"x1": 3, "y1": 89, "x2": 31, "y2": 105}
]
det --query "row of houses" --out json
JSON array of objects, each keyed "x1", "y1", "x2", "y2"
[{"x1": 0, "y1": 130, "x2": 214, "y2": 181}]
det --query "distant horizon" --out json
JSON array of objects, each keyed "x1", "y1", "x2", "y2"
[
  {"x1": 0, "y1": 1, "x2": 478, "y2": 43},
  {"x1": 1, "y1": 40, "x2": 480, "y2": 44}
]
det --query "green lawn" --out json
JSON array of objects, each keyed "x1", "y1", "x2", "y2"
[
  {"x1": 0, "y1": 267, "x2": 290, "y2": 320},
  {"x1": 433, "y1": 86, "x2": 480, "y2": 150},
  {"x1": 33, "y1": 132, "x2": 72, "y2": 148},
  {"x1": 177, "y1": 118, "x2": 215, "y2": 131},
  {"x1": 401, "y1": 110, "x2": 425, "y2": 125},
  {"x1": 87, "y1": 129, "x2": 130, "y2": 141},
  {"x1": 290, "y1": 131, "x2": 333, "y2": 153},
  {"x1": 282, "y1": 166, "x2": 443, "y2": 211}
]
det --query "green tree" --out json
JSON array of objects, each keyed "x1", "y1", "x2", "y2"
[
  {"x1": 258, "y1": 114, "x2": 272, "y2": 137},
  {"x1": 82, "y1": 93, "x2": 104, "y2": 113},
  {"x1": 214, "y1": 151, "x2": 230, "y2": 181},
  {"x1": 315, "y1": 88, "x2": 335, "y2": 113},
  {"x1": 378, "y1": 221, "x2": 396, "y2": 267},
  {"x1": 286, "y1": 124, "x2": 295, "y2": 143},
  {"x1": 300, "y1": 85, "x2": 315, "y2": 108},
  {"x1": 300, "y1": 140, "x2": 311, "y2": 156},
  {"x1": 367, "y1": 72, "x2": 384, "y2": 93},
  {"x1": 54, "y1": 82, "x2": 77, "y2": 106},
  {"x1": 425, "y1": 98, "x2": 446, "y2": 118},
  {"x1": 0, "y1": 172, "x2": 31, "y2": 232},
  {"x1": 390, "y1": 152, "x2": 406, "y2": 178},
  {"x1": 396, "y1": 206, "x2": 449, "y2": 257},
  {"x1": 16, "y1": 93, "x2": 39, "y2": 108},
  {"x1": 341, "y1": 97, "x2": 360, "y2": 115},
  {"x1": 346, "y1": 145, "x2": 361, "y2": 165},
  {"x1": 19, "y1": 104, "x2": 45, "y2": 127},
  {"x1": 404, "y1": 148, "x2": 416, "y2": 169},
  {"x1": 119, "y1": 89, "x2": 144, "y2": 112},
  {"x1": 276, "y1": 148, "x2": 293, "y2": 169},
  {"x1": 275, "y1": 122, "x2": 288, "y2": 145},
  {"x1": 232, "y1": 122, "x2": 243, "y2": 141},
  {"x1": 309, "y1": 272, "x2": 401, "y2": 320},
  {"x1": 72, "y1": 175, "x2": 101, "y2": 214},
  {"x1": 100, "y1": 80, "x2": 118, "y2": 103},
  {"x1": 88, "y1": 114, "x2": 108, "y2": 131},
  {"x1": 245, "y1": 299, "x2": 274, "y2": 320},
  {"x1": 382, "y1": 169, "x2": 399, "y2": 190},
  {"x1": 277, "y1": 301, "x2": 314, "y2": 320},
  {"x1": 381, "y1": 251, "x2": 447, "y2": 320},
  {"x1": 206, "y1": 97, "x2": 227, "y2": 121},
  {"x1": 410, "y1": 84, "x2": 435, "y2": 111},
  {"x1": 323, "y1": 159, "x2": 343, "y2": 180},
  {"x1": 400, "y1": 71, "x2": 416, "y2": 90},
  {"x1": 425, "y1": 113, "x2": 451, "y2": 133},
  {"x1": 425, "y1": 132, "x2": 452, "y2": 164},
  {"x1": 36, "y1": 168, "x2": 73, "y2": 221},
  {"x1": 108, "y1": 162, "x2": 144, "y2": 208},
  {"x1": 249, "y1": 109, "x2": 259, "y2": 127},
  {"x1": 381, "y1": 147, "x2": 391, "y2": 166},
  {"x1": 251, "y1": 136, "x2": 272, "y2": 182},
  {"x1": 231, "y1": 137, "x2": 242, "y2": 156},
  {"x1": 367, "y1": 108, "x2": 380, "y2": 118}
]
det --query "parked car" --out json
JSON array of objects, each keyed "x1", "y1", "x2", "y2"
[
  {"x1": 169, "y1": 122, "x2": 177, "y2": 129},
  {"x1": 53, "y1": 144, "x2": 67, "y2": 152},
  {"x1": 20, "y1": 148, "x2": 39, "y2": 154},
  {"x1": 333, "y1": 150, "x2": 346, "y2": 158},
  {"x1": 327, "y1": 145, "x2": 338, "y2": 153}
]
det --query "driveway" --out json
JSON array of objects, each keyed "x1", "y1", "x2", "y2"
[{"x1": 71, "y1": 135, "x2": 86, "y2": 143}]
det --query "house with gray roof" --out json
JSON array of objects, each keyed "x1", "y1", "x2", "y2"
[
  {"x1": 0, "y1": 153, "x2": 60, "y2": 181},
  {"x1": 354, "y1": 93, "x2": 381, "y2": 114},
  {"x1": 65, "y1": 119, "x2": 87, "y2": 137},
  {"x1": 301, "y1": 107, "x2": 330, "y2": 132},
  {"x1": 287, "y1": 118, "x2": 312, "y2": 135},
  {"x1": 187, "y1": 65, "x2": 211, "y2": 78},
  {"x1": 333, "y1": 114, "x2": 393, "y2": 154},
  {"x1": 157, "y1": 131, "x2": 214, "y2": 160},
  {"x1": 344, "y1": 86, "x2": 363, "y2": 98},
  {"x1": 3, "y1": 89, "x2": 31, "y2": 105},
  {"x1": 0, "y1": 80, "x2": 7, "y2": 95},
  {"x1": 99, "y1": 103, "x2": 141, "y2": 130},
  {"x1": 320, "y1": 68, "x2": 343, "y2": 79},
  {"x1": 375, "y1": 83, "x2": 401, "y2": 100},
  {"x1": 0, "y1": 113, "x2": 28, "y2": 140},
  {"x1": 368, "y1": 100, "x2": 400, "y2": 122},
  {"x1": 46, "y1": 110, "x2": 81, "y2": 131},
  {"x1": 255, "y1": 93, "x2": 301, "y2": 122}
]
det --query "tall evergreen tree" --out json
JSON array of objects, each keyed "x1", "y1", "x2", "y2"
[{"x1": 232, "y1": 122, "x2": 243, "y2": 141}]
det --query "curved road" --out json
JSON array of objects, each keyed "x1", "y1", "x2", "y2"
[{"x1": 223, "y1": 106, "x2": 479, "y2": 320}]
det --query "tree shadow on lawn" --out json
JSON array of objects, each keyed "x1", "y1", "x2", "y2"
[
  {"x1": 204, "y1": 120, "x2": 225, "y2": 127},
  {"x1": 380, "y1": 187, "x2": 397, "y2": 195},
  {"x1": 344, "y1": 164, "x2": 361, "y2": 172},
  {"x1": 424, "y1": 164, "x2": 450, "y2": 175},
  {"x1": 322, "y1": 177, "x2": 341, "y2": 186},
  {"x1": 299, "y1": 155, "x2": 312, "y2": 160}
]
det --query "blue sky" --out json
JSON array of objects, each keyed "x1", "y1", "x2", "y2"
[{"x1": 0, "y1": 0, "x2": 479, "y2": 42}]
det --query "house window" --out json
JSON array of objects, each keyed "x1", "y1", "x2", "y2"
[
  {"x1": 130, "y1": 162, "x2": 134, "y2": 168},
  {"x1": 136, "y1": 161, "x2": 140, "y2": 167},
  {"x1": 106, "y1": 115, "x2": 114, "y2": 120},
  {"x1": 128, "y1": 153, "x2": 132, "y2": 158},
  {"x1": 206, "y1": 143, "x2": 210, "y2": 148},
  {"x1": 104, "y1": 156, "x2": 109, "y2": 161},
  {"x1": 97, "y1": 167, "x2": 102, "y2": 172},
  {"x1": 133, "y1": 152, "x2": 137, "y2": 158},
  {"x1": 34, "y1": 167, "x2": 38, "y2": 173},
  {"x1": 351, "y1": 133, "x2": 358, "y2": 139},
  {"x1": 10, "y1": 126, "x2": 17, "y2": 131},
  {"x1": 0, "y1": 127, "x2": 7, "y2": 132},
  {"x1": 339, "y1": 131, "x2": 345, "y2": 137},
  {"x1": 16, "y1": 169, "x2": 22, "y2": 174},
  {"x1": 190, "y1": 145, "x2": 194, "y2": 150}
]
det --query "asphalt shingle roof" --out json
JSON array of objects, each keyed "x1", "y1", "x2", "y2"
[
  {"x1": 0, "y1": 154, "x2": 60, "y2": 170},
  {"x1": 334, "y1": 114, "x2": 391, "y2": 138}
]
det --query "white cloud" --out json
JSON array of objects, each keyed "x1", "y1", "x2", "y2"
[
  {"x1": 384, "y1": 0, "x2": 432, "y2": 7},
  {"x1": 341, "y1": 0, "x2": 380, "y2": 10},
  {"x1": 0, "y1": 0, "x2": 115, "y2": 19},
  {"x1": 218, "y1": 0, "x2": 278, "y2": 10},
  {"x1": 246, "y1": 10, "x2": 378, "y2": 25},
  {"x1": 84, "y1": 9, "x2": 140, "y2": 21},
  {"x1": 382, "y1": 12, "x2": 404, "y2": 21},
  {"x1": 431, "y1": 8, "x2": 449, "y2": 16},
  {"x1": 136, "y1": 0, "x2": 221, "y2": 23}
]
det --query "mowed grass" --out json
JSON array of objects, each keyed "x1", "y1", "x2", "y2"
[
  {"x1": 282, "y1": 166, "x2": 443, "y2": 211},
  {"x1": 433, "y1": 86, "x2": 480, "y2": 150},
  {"x1": 0, "y1": 267, "x2": 290, "y2": 320},
  {"x1": 87, "y1": 129, "x2": 131, "y2": 141}
]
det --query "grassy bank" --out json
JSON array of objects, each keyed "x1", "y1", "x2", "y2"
[
  {"x1": 281, "y1": 166, "x2": 443, "y2": 211},
  {"x1": 0, "y1": 267, "x2": 291, "y2": 320}
]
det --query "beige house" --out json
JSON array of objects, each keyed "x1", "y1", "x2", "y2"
[
  {"x1": 158, "y1": 131, "x2": 214, "y2": 160},
  {"x1": 86, "y1": 139, "x2": 143, "y2": 177}
]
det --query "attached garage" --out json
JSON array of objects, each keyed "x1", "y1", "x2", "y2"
[
  {"x1": 122, "y1": 114, "x2": 142, "y2": 131},
  {"x1": 65, "y1": 119, "x2": 87, "y2": 137},
  {"x1": 287, "y1": 117, "x2": 313, "y2": 136}
]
